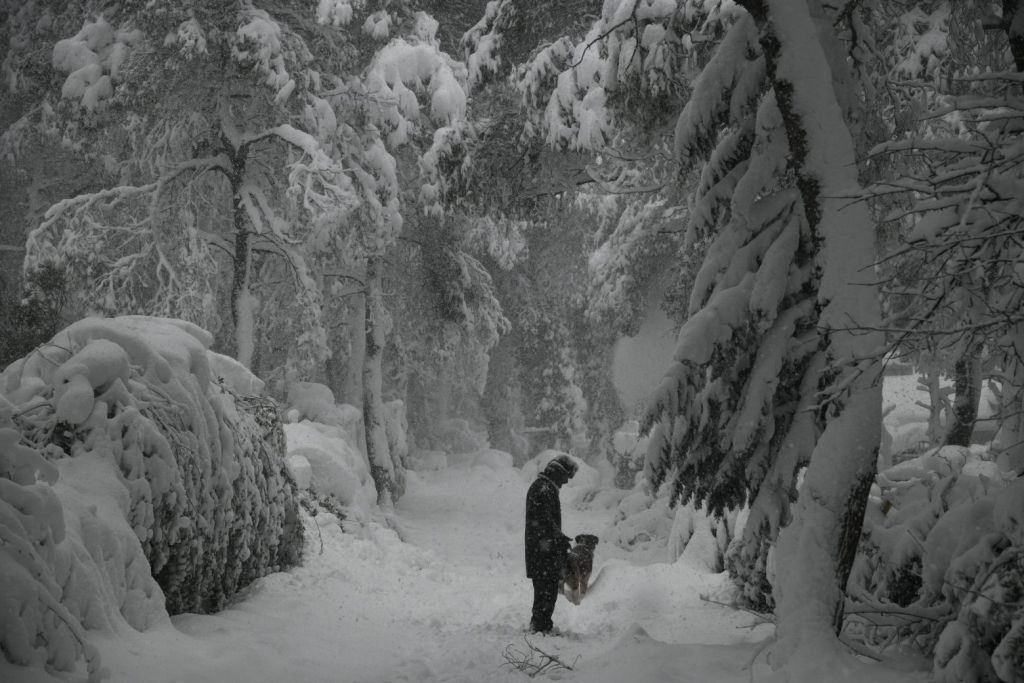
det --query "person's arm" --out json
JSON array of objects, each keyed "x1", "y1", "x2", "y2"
[{"x1": 543, "y1": 485, "x2": 572, "y2": 550}]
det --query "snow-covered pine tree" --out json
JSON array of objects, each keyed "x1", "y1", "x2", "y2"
[
  {"x1": 470, "y1": 6, "x2": 885, "y2": 650},
  {"x1": 618, "y1": 0, "x2": 885, "y2": 667},
  {"x1": 737, "y1": 4, "x2": 883, "y2": 670}
]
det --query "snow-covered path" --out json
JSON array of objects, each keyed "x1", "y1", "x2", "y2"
[{"x1": 9, "y1": 461, "x2": 777, "y2": 683}]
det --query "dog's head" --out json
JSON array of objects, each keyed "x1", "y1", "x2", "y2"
[{"x1": 574, "y1": 534, "x2": 599, "y2": 550}]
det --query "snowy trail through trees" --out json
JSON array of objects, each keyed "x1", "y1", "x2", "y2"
[{"x1": 5, "y1": 458, "x2": 779, "y2": 683}]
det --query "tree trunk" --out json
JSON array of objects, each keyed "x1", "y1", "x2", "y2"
[
  {"x1": 943, "y1": 344, "x2": 983, "y2": 447},
  {"x1": 994, "y1": 331, "x2": 1024, "y2": 474},
  {"x1": 342, "y1": 291, "x2": 366, "y2": 407},
  {"x1": 920, "y1": 363, "x2": 945, "y2": 444},
  {"x1": 363, "y1": 255, "x2": 398, "y2": 506},
  {"x1": 229, "y1": 180, "x2": 256, "y2": 369},
  {"x1": 748, "y1": 0, "x2": 884, "y2": 674},
  {"x1": 1004, "y1": 0, "x2": 1024, "y2": 72}
]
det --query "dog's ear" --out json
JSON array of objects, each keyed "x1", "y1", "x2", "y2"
[{"x1": 575, "y1": 534, "x2": 586, "y2": 544}]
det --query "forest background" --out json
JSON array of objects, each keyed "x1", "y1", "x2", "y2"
[{"x1": 1, "y1": 0, "x2": 1023, "y2": 681}]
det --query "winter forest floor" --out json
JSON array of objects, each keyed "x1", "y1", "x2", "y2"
[{"x1": 4, "y1": 449, "x2": 932, "y2": 683}]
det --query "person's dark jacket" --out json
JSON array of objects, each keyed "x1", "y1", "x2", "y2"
[{"x1": 525, "y1": 474, "x2": 571, "y2": 579}]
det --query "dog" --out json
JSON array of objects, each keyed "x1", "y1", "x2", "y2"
[{"x1": 562, "y1": 534, "x2": 599, "y2": 605}]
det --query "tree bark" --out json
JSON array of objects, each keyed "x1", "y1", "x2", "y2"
[
  {"x1": 943, "y1": 344, "x2": 983, "y2": 447},
  {"x1": 1004, "y1": 0, "x2": 1024, "y2": 72},
  {"x1": 228, "y1": 149, "x2": 256, "y2": 368},
  {"x1": 920, "y1": 362, "x2": 946, "y2": 444},
  {"x1": 994, "y1": 332, "x2": 1024, "y2": 474},
  {"x1": 341, "y1": 290, "x2": 367, "y2": 407},
  {"x1": 363, "y1": 255, "x2": 397, "y2": 506}
]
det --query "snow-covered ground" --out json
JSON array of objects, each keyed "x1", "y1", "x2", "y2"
[
  {"x1": 3, "y1": 458, "x2": 779, "y2": 683},
  {"x1": 4, "y1": 371, "x2": 967, "y2": 683}
]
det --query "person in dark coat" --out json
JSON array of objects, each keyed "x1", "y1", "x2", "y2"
[{"x1": 524, "y1": 454, "x2": 578, "y2": 634}]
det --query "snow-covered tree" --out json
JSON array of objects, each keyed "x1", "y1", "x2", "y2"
[
  {"x1": 6, "y1": 3, "x2": 359, "y2": 372},
  {"x1": 322, "y1": 8, "x2": 475, "y2": 505},
  {"x1": 490, "y1": 3, "x2": 882, "y2": 645},
  {"x1": 863, "y1": 0, "x2": 1024, "y2": 473}
]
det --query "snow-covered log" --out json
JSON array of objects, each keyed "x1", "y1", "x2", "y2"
[{"x1": 1, "y1": 316, "x2": 302, "y2": 630}]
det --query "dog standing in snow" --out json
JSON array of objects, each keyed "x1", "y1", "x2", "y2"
[{"x1": 562, "y1": 534, "x2": 599, "y2": 605}]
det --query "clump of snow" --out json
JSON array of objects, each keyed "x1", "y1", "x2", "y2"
[
  {"x1": 316, "y1": 0, "x2": 357, "y2": 27},
  {"x1": 602, "y1": 487, "x2": 674, "y2": 555},
  {"x1": 232, "y1": 7, "x2": 295, "y2": 102},
  {"x1": 286, "y1": 381, "x2": 361, "y2": 430},
  {"x1": 285, "y1": 454, "x2": 313, "y2": 490},
  {"x1": 362, "y1": 10, "x2": 392, "y2": 39},
  {"x1": 52, "y1": 16, "x2": 142, "y2": 112},
  {"x1": 284, "y1": 421, "x2": 376, "y2": 516},
  {"x1": 670, "y1": 500, "x2": 742, "y2": 573},
  {"x1": 208, "y1": 351, "x2": 265, "y2": 395}
]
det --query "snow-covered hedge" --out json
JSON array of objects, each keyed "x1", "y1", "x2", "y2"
[
  {"x1": 848, "y1": 446, "x2": 1022, "y2": 682},
  {"x1": 1, "y1": 318, "x2": 302, "y2": 650},
  {"x1": 0, "y1": 396, "x2": 115, "y2": 682}
]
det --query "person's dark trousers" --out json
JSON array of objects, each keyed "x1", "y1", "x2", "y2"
[{"x1": 530, "y1": 573, "x2": 560, "y2": 633}]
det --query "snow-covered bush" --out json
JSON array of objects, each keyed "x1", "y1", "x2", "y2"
[
  {"x1": 1, "y1": 316, "x2": 302, "y2": 619},
  {"x1": 602, "y1": 486, "x2": 674, "y2": 553},
  {"x1": 0, "y1": 396, "x2": 112, "y2": 682},
  {"x1": 847, "y1": 445, "x2": 1022, "y2": 681},
  {"x1": 284, "y1": 421, "x2": 376, "y2": 516}
]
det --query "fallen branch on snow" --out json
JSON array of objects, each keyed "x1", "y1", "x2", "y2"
[{"x1": 501, "y1": 635, "x2": 579, "y2": 677}]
